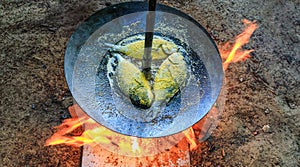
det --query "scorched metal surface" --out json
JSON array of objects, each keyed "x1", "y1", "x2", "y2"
[{"x1": 64, "y1": 2, "x2": 223, "y2": 138}]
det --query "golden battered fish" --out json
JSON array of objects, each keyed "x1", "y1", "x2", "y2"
[
  {"x1": 105, "y1": 38, "x2": 178, "y2": 60},
  {"x1": 153, "y1": 52, "x2": 187, "y2": 102},
  {"x1": 105, "y1": 40, "x2": 188, "y2": 120},
  {"x1": 107, "y1": 52, "x2": 154, "y2": 109},
  {"x1": 143, "y1": 52, "x2": 188, "y2": 121}
]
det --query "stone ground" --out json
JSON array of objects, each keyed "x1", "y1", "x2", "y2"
[{"x1": 0, "y1": 0, "x2": 299, "y2": 166}]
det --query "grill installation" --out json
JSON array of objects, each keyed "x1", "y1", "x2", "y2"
[{"x1": 46, "y1": 1, "x2": 257, "y2": 166}]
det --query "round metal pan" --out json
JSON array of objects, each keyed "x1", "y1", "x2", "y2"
[{"x1": 65, "y1": 2, "x2": 223, "y2": 138}]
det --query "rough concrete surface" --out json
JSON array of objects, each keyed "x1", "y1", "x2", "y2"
[{"x1": 0, "y1": 0, "x2": 299, "y2": 166}]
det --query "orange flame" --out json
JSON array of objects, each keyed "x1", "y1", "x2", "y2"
[
  {"x1": 46, "y1": 113, "x2": 144, "y2": 155},
  {"x1": 45, "y1": 116, "x2": 101, "y2": 147},
  {"x1": 183, "y1": 19, "x2": 258, "y2": 150},
  {"x1": 219, "y1": 19, "x2": 258, "y2": 70},
  {"x1": 46, "y1": 105, "x2": 138, "y2": 153},
  {"x1": 183, "y1": 127, "x2": 198, "y2": 151},
  {"x1": 45, "y1": 105, "x2": 186, "y2": 156}
]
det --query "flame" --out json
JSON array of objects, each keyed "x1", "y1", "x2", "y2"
[
  {"x1": 47, "y1": 123, "x2": 142, "y2": 154},
  {"x1": 45, "y1": 116, "x2": 103, "y2": 147},
  {"x1": 183, "y1": 127, "x2": 198, "y2": 151},
  {"x1": 219, "y1": 19, "x2": 258, "y2": 70},
  {"x1": 46, "y1": 105, "x2": 184, "y2": 156},
  {"x1": 183, "y1": 19, "x2": 257, "y2": 150},
  {"x1": 45, "y1": 105, "x2": 142, "y2": 155}
]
